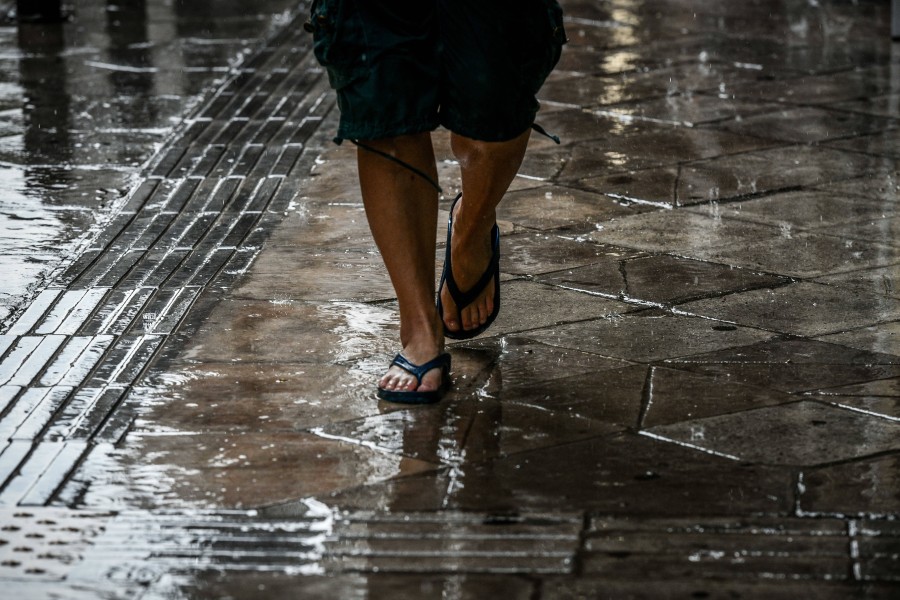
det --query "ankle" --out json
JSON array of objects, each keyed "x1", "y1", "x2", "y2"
[
  {"x1": 399, "y1": 314, "x2": 444, "y2": 351},
  {"x1": 452, "y1": 211, "x2": 495, "y2": 249}
]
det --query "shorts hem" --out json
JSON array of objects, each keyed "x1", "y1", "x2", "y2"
[
  {"x1": 336, "y1": 119, "x2": 440, "y2": 143},
  {"x1": 440, "y1": 112, "x2": 537, "y2": 143}
]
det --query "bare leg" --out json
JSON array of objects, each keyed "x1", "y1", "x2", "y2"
[
  {"x1": 440, "y1": 129, "x2": 530, "y2": 334},
  {"x1": 357, "y1": 132, "x2": 445, "y2": 393}
]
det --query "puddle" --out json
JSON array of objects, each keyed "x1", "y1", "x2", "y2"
[{"x1": 0, "y1": 0, "x2": 302, "y2": 328}]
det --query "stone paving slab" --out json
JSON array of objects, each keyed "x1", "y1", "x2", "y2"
[{"x1": 1, "y1": 0, "x2": 900, "y2": 596}]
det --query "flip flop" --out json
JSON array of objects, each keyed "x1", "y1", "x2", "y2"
[
  {"x1": 437, "y1": 194, "x2": 501, "y2": 340},
  {"x1": 376, "y1": 352, "x2": 452, "y2": 404}
]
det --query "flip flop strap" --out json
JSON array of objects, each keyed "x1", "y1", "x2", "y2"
[
  {"x1": 444, "y1": 222, "x2": 500, "y2": 310},
  {"x1": 390, "y1": 353, "x2": 451, "y2": 385}
]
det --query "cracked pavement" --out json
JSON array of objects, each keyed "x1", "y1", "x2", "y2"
[{"x1": 0, "y1": 0, "x2": 898, "y2": 597}]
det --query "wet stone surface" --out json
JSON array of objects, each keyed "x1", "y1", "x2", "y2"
[
  {"x1": 680, "y1": 281, "x2": 900, "y2": 336},
  {"x1": 646, "y1": 401, "x2": 900, "y2": 466},
  {"x1": 0, "y1": 0, "x2": 305, "y2": 318},
  {"x1": 539, "y1": 253, "x2": 789, "y2": 306},
  {"x1": 799, "y1": 454, "x2": 900, "y2": 517},
  {"x1": 1, "y1": 0, "x2": 899, "y2": 596}
]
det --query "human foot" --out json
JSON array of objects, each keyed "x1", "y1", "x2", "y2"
[
  {"x1": 437, "y1": 194, "x2": 501, "y2": 339},
  {"x1": 377, "y1": 352, "x2": 451, "y2": 404}
]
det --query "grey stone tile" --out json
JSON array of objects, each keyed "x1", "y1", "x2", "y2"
[
  {"x1": 537, "y1": 258, "x2": 633, "y2": 302},
  {"x1": 234, "y1": 248, "x2": 395, "y2": 302},
  {"x1": 580, "y1": 516, "x2": 851, "y2": 582},
  {"x1": 815, "y1": 264, "x2": 900, "y2": 299},
  {"x1": 814, "y1": 172, "x2": 900, "y2": 203},
  {"x1": 498, "y1": 365, "x2": 647, "y2": 427},
  {"x1": 446, "y1": 433, "x2": 793, "y2": 516},
  {"x1": 325, "y1": 470, "x2": 453, "y2": 512},
  {"x1": 540, "y1": 63, "x2": 764, "y2": 108},
  {"x1": 589, "y1": 210, "x2": 780, "y2": 255},
  {"x1": 497, "y1": 185, "x2": 651, "y2": 232},
  {"x1": 582, "y1": 166, "x2": 682, "y2": 206},
  {"x1": 811, "y1": 377, "x2": 900, "y2": 398},
  {"x1": 311, "y1": 404, "x2": 472, "y2": 465},
  {"x1": 728, "y1": 66, "x2": 897, "y2": 105},
  {"x1": 646, "y1": 401, "x2": 900, "y2": 466},
  {"x1": 695, "y1": 231, "x2": 900, "y2": 279},
  {"x1": 528, "y1": 109, "x2": 636, "y2": 145},
  {"x1": 264, "y1": 200, "x2": 374, "y2": 251},
  {"x1": 682, "y1": 146, "x2": 884, "y2": 205},
  {"x1": 666, "y1": 336, "x2": 900, "y2": 366},
  {"x1": 641, "y1": 367, "x2": 797, "y2": 428},
  {"x1": 826, "y1": 129, "x2": 900, "y2": 159},
  {"x1": 475, "y1": 280, "x2": 631, "y2": 338},
  {"x1": 800, "y1": 454, "x2": 900, "y2": 517},
  {"x1": 539, "y1": 254, "x2": 788, "y2": 305},
  {"x1": 665, "y1": 363, "x2": 900, "y2": 395},
  {"x1": 830, "y1": 93, "x2": 900, "y2": 120},
  {"x1": 817, "y1": 216, "x2": 900, "y2": 248},
  {"x1": 526, "y1": 311, "x2": 773, "y2": 363},
  {"x1": 542, "y1": 579, "x2": 894, "y2": 600},
  {"x1": 718, "y1": 107, "x2": 896, "y2": 144},
  {"x1": 500, "y1": 233, "x2": 628, "y2": 276},
  {"x1": 172, "y1": 298, "x2": 399, "y2": 364},
  {"x1": 559, "y1": 126, "x2": 779, "y2": 181},
  {"x1": 664, "y1": 337, "x2": 900, "y2": 394},
  {"x1": 460, "y1": 336, "x2": 632, "y2": 390},
  {"x1": 817, "y1": 320, "x2": 900, "y2": 357},
  {"x1": 131, "y1": 362, "x2": 387, "y2": 434},
  {"x1": 685, "y1": 189, "x2": 898, "y2": 232},
  {"x1": 819, "y1": 396, "x2": 900, "y2": 422},
  {"x1": 584, "y1": 146, "x2": 883, "y2": 206},
  {"x1": 596, "y1": 94, "x2": 784, "y2": 127},
  {"x1": 679, "y1": 282, "x2": 900, "y2": 337},
  {"x1": 463, "y1": 398, "x2": 619, "y2": 461},
  {"x1": 318, "y1": 394, "x2": 617, "y2": 465},
  {"x1": 516, "y1": 145, "x2": 570, "y2": 182},
  {"x1": 72, "y1": 431, "x2": 439, "y2": 510}
]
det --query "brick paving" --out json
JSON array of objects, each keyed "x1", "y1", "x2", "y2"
[{"x1": 1, "y1": 0, "x2": 899, "y2": 597}]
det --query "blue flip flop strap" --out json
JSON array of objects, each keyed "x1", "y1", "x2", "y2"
[{"x1": 390, "y1": 353, "x2": 451, "y2": 385}]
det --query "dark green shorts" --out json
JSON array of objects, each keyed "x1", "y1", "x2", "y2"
[{"x1": 307, "y1": 0, "x2": 566, "y2": 143}]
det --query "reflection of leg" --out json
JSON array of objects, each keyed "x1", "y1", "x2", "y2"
[
  {"x1": 440, "y1": 129, "x2": 530, "y2": 334},
  {"x1": 358, "y1": 133, "x2": 445, "y2": 393}
]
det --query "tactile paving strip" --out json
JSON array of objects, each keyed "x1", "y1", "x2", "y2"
[
  {"x1": 0, "y1": 10, "x2": 333, "y2": 507},
  {"x1": 0, "y1": 508, "x2": 113, "y2": 580}
]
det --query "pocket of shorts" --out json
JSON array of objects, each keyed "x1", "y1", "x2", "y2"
[
  {"x1": 521, "y1": 0, "x2": 567, "y2": 93},
  {"x1": 308, "y1": 0, "x2": 368, "y2": 90},
  {"x1": 542, "y1": 0, "x2": 568, "y2": 47}
]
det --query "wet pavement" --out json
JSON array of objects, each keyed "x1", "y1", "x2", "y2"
[
  {"x1": 1, "y1": 0, "x2": 899, "y2": 597},
  {"x1": 0, "y1": 0, "x2": 302, "y2": 319}
]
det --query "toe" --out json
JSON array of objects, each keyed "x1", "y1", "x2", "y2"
[
  {"x1": 445, "y1": 316, "x2": 460, "y2": 332},
  {"x1": 477, "y1": 299, "x2": 488, "y2": 326}
]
